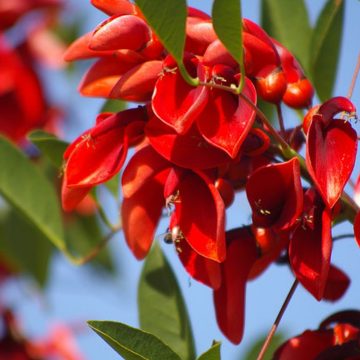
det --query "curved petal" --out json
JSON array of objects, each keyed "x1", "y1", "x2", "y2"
[
  {"x1": 152, "y1": 56, "x2": 209, "y2": 134},
  {"x1": 306, "y1": 119, "x2": 357, "y2": 209},
  {"x1": 145, "y1": 115, "x2": 231, "y2": 169},
  {"x1": 289, "y1": 191, "x2": 332, "y2": 300},
  {"x1": 90, "y1": 0, "x2": 135, "y2": 16},
  {"x1": 90, "y1": 15, "x2": 151, "y2": 51},
  {"x1": 246, "y1": 158, "x2": 303, "y2": 230},
  {"x1": 176, "y1": 171, "x2": 225, "y2": 262},
  {"x1": 323, "y1": 264, "x2": 350, "y2": 302},
  {"x1": 122, "y1": 145, "x2": 170, "y2": 198},
  {"x1": 197, "y1": 77, "x2": 257, "y2": 158},
  {"x1": 213, "y1": 228, "x2": 258, "y2": 344},
  {"x1": 110, "y1": 60, "x2": 162, "y2": 101},
  {"x1": 122, "y1": 169, "x2": 168, "y2": 259}
]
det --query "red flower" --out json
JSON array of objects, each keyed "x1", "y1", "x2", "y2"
[{"x1": 305, "y1": 97, "x2": 357, "y2": 209}]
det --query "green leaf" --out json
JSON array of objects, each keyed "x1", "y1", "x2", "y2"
[
  {"x1": 243, "y1": 332, "x2": 285, "y2": 360},
  {"x1": 88, "y1": 321, "x2": 182, "y2": 360},
  {"x1": 28, "y1": 130, "x2": 68, "y2": 169},
  {"x1": 138, "y1": 244, "x2": 195, "y2": 360},
  {"x1": 0, "y1": 209, "x2": 52, "y2": 286},
  {"x1": 310, "y1": 0, "x2": 344, "y2": 101},
  {"x1": 261, "y1": 0, "x2": 311, "y2": 73},
  {"x1": 65, "y1": 214, "x2": 114, "y2": 272},
  {"x1": 134, "y1": 0, "x2": 196, "y2": 84},
  {"x1": 197, "y1": 342, "x2": 221, "y2": 360},
  {"x1": 212, "y1": 0, "x2": 244, "y2": 69},
  {"x1": 0, "y1": 136, "x2": 65, "y2": 250},
  {"x1": 100, "y1": 99, "x2": 127, "y2": 113}
]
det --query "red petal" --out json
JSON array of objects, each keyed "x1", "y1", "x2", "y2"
[
  {"x1": 90, "y1": 15, "x2": 151, "y2": 51},
  {"x1": 122, "y1": 145, "x2": 170, "y2": 198},
  {"x1": 318, "y1": 96, "x2": 356, "y2": 125},
  {"x1": 90, "y1": 0, "x2": 135, "y2": 16},
  {"x1": 79, "y1": 57, "x2": 139, "y2": 97},
  {"x1": 146, "y1": 115, "x2": 231, "y2": 169},
  {"x1": 306, "y1": 119, "x2": 357, "y2": 209},
  {"x1": 176, "y1": 235, "x2": 221, "y2": 289},
  {"x1": 152, "y1": 58, "x2": 209, "y2": 134},
  {"x1": 323, "y1": 264, "x2": 350, "y2": 302},
  {"x1": 289, "y1": 192, "x2": 332, "y2": 300},
  {"x1": 213, "y1": 228, "x2": 258, "y2": 344},
  {"x1": 274, "y1": 330, "x2": 334, "y2": 360},
  {"x1": 203, "y1": 39, "x2": 238, "y2": 68},
  {"x1": 61, "y1": 178, "x2": 92, "y2": 212},
  {"x1": 197, "y1": 77, "x2": 257, "y2": 158},
  {"x1": 176, "y1": 171, "x2": 225, "y2": 262},
  {"x1": 246, "y1": 158, "x2": 303, "y2": 230},
  {"x1": 110, "y1": 60, "x2": 162, "y2": 101},
  {"x1": 122, "y1": 170, "x2": 168, "y2": 259},
  {"x1": 354, "y1": 211, "x2": 360, "y2": 248}
]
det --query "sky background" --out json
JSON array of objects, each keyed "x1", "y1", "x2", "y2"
[{"x1": 4, "y1": 1, "x2": 360, "y2": 359}]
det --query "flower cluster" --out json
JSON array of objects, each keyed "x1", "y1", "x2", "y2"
[{"x1": 61, "y1": 0, "x2": 358, "y2": 345}]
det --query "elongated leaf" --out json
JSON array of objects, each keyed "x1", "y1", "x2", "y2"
[
  {"x1": 0, "y1": 209, "x2": 52, "y2": 286},
  {"x1": 0, "y1": 136, "x2": 65, "y2": 250},
  {"x1": 212, "y1": 0, "x2": 243, "y2": 67},
  {"x1": 311, "y1": 0, "x2": 344, "y2": 101},
  {"x1": 197, "y1": 342, "x2": 221, "y2": 360},
  {"x1": 134, "y1": 0, "x2": 186, "y2": 65},
  {"x1": 28, "y1": 130, "x2": 68, "y2": 169},
  {"x1": 138, "y1": 243, "x2": 195, "y2": 360},
  {"x1": 88, "y1": 321, "x2": 182, "y2": 360},
  {"x1": 65, "y1": 214, "x2": 114, "y2": 272},
  {"x1": 261, "y1": 0, "x2": 311, "y2": 73}
]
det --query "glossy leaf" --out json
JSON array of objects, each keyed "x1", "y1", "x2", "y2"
[
  {"x1": 212, "y1": 0, "x2": 244, "y2": 68},
  {"x1": 138, "y1": 243, "x2": 195, "y2": 360},
  {"x1": 135, "y1": 0, "x2": 187, "y2": 75},
  {"x1": 0, "y1": 136, "x2": 65, "y2": 250},
  {"x1": 88, "y1": 321, "x2": 182, "y2": 360},
  {"x1": 28, "y1": 130, "x2": 68, "y2": 169},
  {"x1": 261, "y1": 0, "x2": 311, "y2": 73},
  {"x1": 197, "y1": 342, "x2": 221, "y2": 360},
  {"x1": 310, "y1": 0, "x2": 344, "y2": 101},
  {"x1": 0, "y1": 209, "x2": 52, "y2": 286}
]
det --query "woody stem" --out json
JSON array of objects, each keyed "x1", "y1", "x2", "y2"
[{"x1": 256, "y1": 279, "x2": 299, "y2": 360}]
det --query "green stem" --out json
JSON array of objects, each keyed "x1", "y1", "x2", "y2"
[{"x1": 178, "y1": 63, "x2": 199, "y2": 87}]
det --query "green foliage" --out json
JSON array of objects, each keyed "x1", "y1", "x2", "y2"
[
  {"x1": 65, "y1": 214, "x2": 114, "y2": 271},
  {"x1": 100, "y1": 99, "x2": 127, "y2": 114},
  {"x1": 28, "y1": 130, "x2": 68, "y2": 169},
  {"x1": 261, "y1": 0, "x2": 311, "y2": 73},
  {"x1": 138, "y1": 244, "x2": 195, "y2": 360},
  {"x1": 0, "y1": 209, "x2": 52, "y2": 286},
  {"x1": 0, "y1": 136, "x2": 65, "y2": 250},
  {"x1": 197, "y1": 342, "x2": 221, "y2": 360},
  {"x1": 310, "y1": 0, "x2": 344, "y2": 101},
  {"x1": 88, "y1": 321, "x2": 182, "y2": 360},
  {"x1": 212, "y1": 0, "x2": 244, "y2": 76},
  {"x1": 135, "y1": 0, "x2": 195, "y2": 83}
]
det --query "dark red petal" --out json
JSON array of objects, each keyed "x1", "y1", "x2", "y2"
[
  {"x1": 176, "y1": 235, "x2": 221, "y2": 289},
  {"x1": 318, "y1": 96, "x2": 356, "y2": 125},
  {"x1": 197, "y1": 77, "x2": 257, "y2": 158},
  {"x1": 90, "y1": 0, "x2": 135, "y2": 16},
  {"x1": 213, "y1": 228, "x2": 258, "y2": 344},
  {"x1": 110, "y1": 60, "x2": 162, "y2": 101},
  {"x1": 90, "y1": 15, "x2": 151, "y2": 51},
  {"x1": 320, "y1": 310, "x2": 360, "y2": 330},
  {"x1": 306, "y1": 119, "x2": 357, "y2": 209},
  {"x1": 152, "y1": 58, "x2": 209, "y2": 134},
  {"x1": 273, "y1": 330, "x2": 334, "y2": 360},
  {"x1": 121, "y1": 170, "x2": 168, "y2": 259},
  {"x1": 246, "y1": 158, "x2": 303, "y2": 230},
  {"x1": 145, "y1": 115, "x2": 231, "y2": 169},
  {"x1": 354, "y1": 211, "x2": 360, "y2": 248},
  {"x1": 289, "y1": 198, "x2": 332, "y2": 301},
  {"x1": 79, "y1": 56, "x2": 139, "y2": 97},
  {"x1": 323, "y1": 264, "x2": 350, "y2": 302},
  {"x1": 122, "y1": 145, "x2": 170, "y2": 198},
  {"x1": 177, "y1": 171, "x2": 225, "y2": 262}
]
